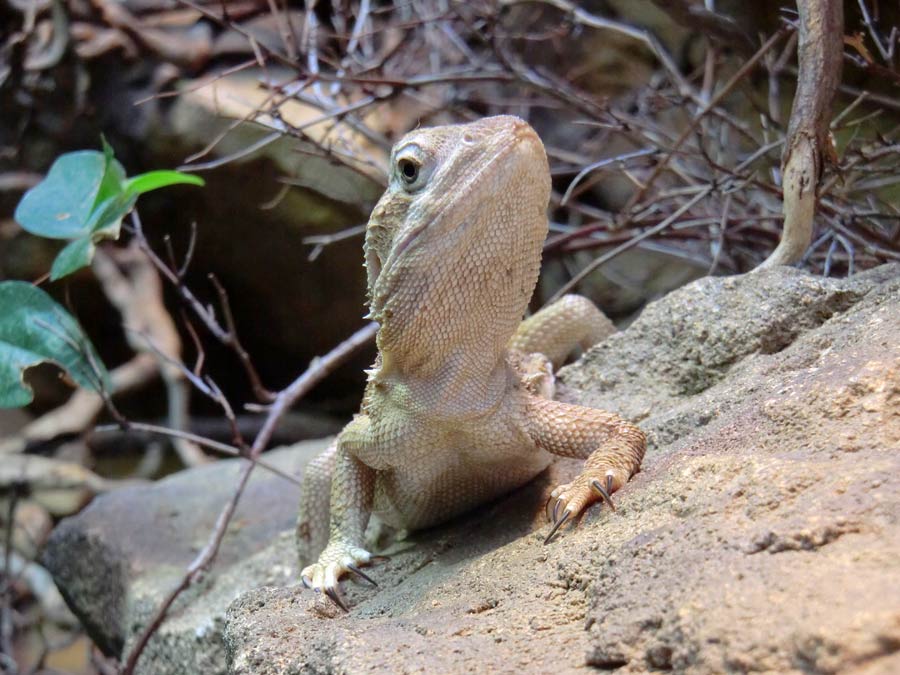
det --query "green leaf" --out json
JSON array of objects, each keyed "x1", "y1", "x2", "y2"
[
  {"x1": 124, "y1": 170, "x2": 205, "y2": 197},
  {"x1": 15, "y1": 143, "x2": 205, "y2": 282},
  {"x1": 14, "y1": 148, "x2": 130, "y2": 238},
  {"x1": 45, "y1": 193, "x2": 137, "y2": 282},
  {"x1": 0, "y1": 281, "x2": 109, "y2": 408},
  {"x1": 49, "y1": 238, "x2": 96, "y2": 281},
  {"x1": 14, "y1": 151, "x2": 109, "y2": 239},
  {"x1": 95, "y1": 139, "x2": 127, "y2": 210},
  {"x1": 86, "y1": 193, "x2": 138, "y2": 236}
]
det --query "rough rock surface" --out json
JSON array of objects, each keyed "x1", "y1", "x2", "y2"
[
  {"x1": 559, "y1": 265, "x2": 900, "y2": 673},
  {"x1": 42, "y1": 440, "x2": 329, "y2": 674},
  {"x1": 47, "y1": 266, "x2": 900, "y2": 674}
]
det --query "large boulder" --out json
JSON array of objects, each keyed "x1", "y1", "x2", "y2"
[
  {"x1": 558, "y1": 264, "x2": 900, "y2": 672},
  {"x1": 42, "y1": 439, "x2": 330, "y2": 674},
  {"x1": 45, "y1": 265, "x2": 900, "y2": 673}
]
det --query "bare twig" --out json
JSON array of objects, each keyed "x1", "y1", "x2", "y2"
[
  {"x1": 625, "y1": 28, "x2": 787, "y2": 212},
  {"x1": 93, "y1": 247, "x2": 208, "y2": 466},
  {"x1": 93, "y1": 422, "x2": 302, "y2": 487},
  {"x1": 302, "y1": 223, "x2": 367, "y2": 261},
  {"x1": 547, "y1": 187, "x2": 712, "y2": 303},
  {"x1": 130, "y1": 211, "x2": 275, "y2": 404},
  {"x1": 120, "y1": 321, "x2": 377, "y2": 675}
]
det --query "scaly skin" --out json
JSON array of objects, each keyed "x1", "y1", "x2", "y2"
[{"x1": 297, "y1": 116, "x2": 646, "y2": 610}]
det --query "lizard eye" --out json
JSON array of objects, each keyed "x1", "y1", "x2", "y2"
[
  {"x1": 398, "y1": 158, "x2": 420, "y2": 185},
  {"x1": 393, "y1": 142, "x2": 432, "y2": 191}
]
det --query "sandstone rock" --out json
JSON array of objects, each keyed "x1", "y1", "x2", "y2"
[
  {"x1": 224, "y1": 265, "x2": 900, "y2": 674},
  {"x1": 568, "y1": 265, "x2": 900, "y2": 673},
  {"x1": 46, "y1": 265, "x2": 900, "y2": 673}
]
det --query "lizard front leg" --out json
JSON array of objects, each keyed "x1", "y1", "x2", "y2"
[
  {"x1": 296, "y1": 439, "x2": 337, "y2": 566},
  {"x1": 300, "y1": 415, "x2": 377, "y2": 611},
  {"x1": 523, "y1": 395, "x2": 646, "y2": 542}
]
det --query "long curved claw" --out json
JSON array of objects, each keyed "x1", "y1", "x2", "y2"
[
  {"x1": 590, "y1": 474, "x2": 617, "y2": 512},
  {"x1": 301, "y1": 574, "x2": 312, "y2": 589},
  {"x1": 544, "y1": 509, "x2": 571, "y2": 545},
  {"x1": 347, "y1": 563, "x2": 378, "y2": 587},
  {"x1": 324, "y1": 586, "x2": 349, "y2": 613},
  {"x1": 545, "y1": 496, "x2": 564, "y2": 524},
  {"x1": 554, "y1": 497, "x2": 564, "y2": 524}
]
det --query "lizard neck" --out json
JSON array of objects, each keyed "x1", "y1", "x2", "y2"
[{"x1": 370, "y1": 323, "x2": 512, "y2": 418}]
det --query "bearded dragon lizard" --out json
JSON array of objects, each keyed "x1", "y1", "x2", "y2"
[{"x1": 297, "y1": 116, "x2": 646, "y2": 610}]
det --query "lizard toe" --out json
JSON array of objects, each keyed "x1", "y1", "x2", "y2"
[
  {"x1": 544, "y1": 471, "x2": 621, "y2": 544},
  {"x1": 300, "y1": 543, "x2": 376, "y2": 612},
  {"x1": 590, "y1": 475, "x2": 617, "y2": 512}
]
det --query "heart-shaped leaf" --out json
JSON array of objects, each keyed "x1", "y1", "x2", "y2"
[
  {"x1": 14, "y1": 151, "x2": 120, "y2": 240},
  {"x1": 0, "y1": 281, "x2": 109, "y2": 408},
  {"x1": 14, "y1": 142, "x2": 204, "y2": 281}
]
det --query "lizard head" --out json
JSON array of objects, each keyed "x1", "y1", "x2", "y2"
[{"x1": 364, "y1": 115, "x2": 550, "y2": 375}]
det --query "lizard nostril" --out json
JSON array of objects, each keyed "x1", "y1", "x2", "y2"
[{"x1": 462, "y1": 132, "x2": 475, "y2": 144}]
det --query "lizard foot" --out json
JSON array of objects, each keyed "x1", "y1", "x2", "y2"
[
  {"x1": 300, "y1": 543, "x2": 376, "y2": 612},
  {"x1": 544, "y1": 472, "x2": 618, "y2": 544}
]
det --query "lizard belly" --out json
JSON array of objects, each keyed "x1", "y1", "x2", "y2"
[{"x1": 371, "y1": 429, "x2": 552, "y2": 530}]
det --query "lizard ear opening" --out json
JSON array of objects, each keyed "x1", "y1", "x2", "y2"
[{"x1": 366, "y1": 247, "x2": 382, "y2": 285}]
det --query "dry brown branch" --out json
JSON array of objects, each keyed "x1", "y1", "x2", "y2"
[
  {"x1": 623, "y1": 29, "x2": 787, "y2": 213},
  {"x1": 759, "y1": 0, "x2": 844, "y2": 268},
  {"x1": 129, "y1": 211, "x2": 275, "y2": 403},
  {"x1": 93, "y1": 422, "x2": 302, "y2": 487},
  {"x1": 120, "y1": 320, "x2": 378, "y2": 675},
  {"x1": 92, "y1": 246, "x2": 209, "y2": 466}
]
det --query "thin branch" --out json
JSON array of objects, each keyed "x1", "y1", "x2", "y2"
[
  {"x1": 625, "y1": 28, "x2": 787, "y2": 212},
  {"x1": 93, "y1": 422, "x2": 302, "y2": 487},
  {"x1": 560, "y1": 148, "x2": 657, "y2": 206},
  {"x1": 130, "y1": 211, "x2": 274, "y2": 403},
  {"x1": 548, "y1": 187, "x2": 712, "y2": 303},
  {"x1": 302, "y1": 223, "x2": 367, "y2": 261},
  {"x1": 120, "y1": 321, "x2": 377, "y2": 675}
]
